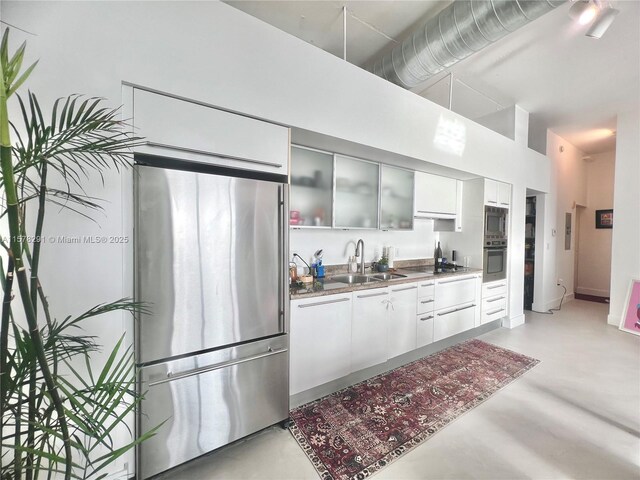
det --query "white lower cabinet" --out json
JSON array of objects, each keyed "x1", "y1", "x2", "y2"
[
  {"x1": 290, "y1": 293, "x2": 352, "y2": 395},
  {"x1": 481, "y1": 280, "x2": 509, "y2": 324},
  {"x1": 434, "y1": 303, "x2": 476, "y2": 341},
  {"x1": 352, "y1": 288, "x2": 389, "y2": 372},
  {"x1": 387, "y1": 283, "x2": 418, "y2": 359},
  {"x1": 433, "y1": 274, "x2": 481, "y2": 341},
  {"x1": 416, "y1": 313, "x2": 435, "y2": 348},
  {"x1": 434, "y1": 276, "x2": 476, "y2": 310},
  {"x1": 290, "y1": 274, "x2": 485, "y2": 396}
]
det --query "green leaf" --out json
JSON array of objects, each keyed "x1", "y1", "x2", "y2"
[
  {"x1": 86, "y1": 421, "x2": 166, "y2": 477},
  {"x1": 96, "y1": 336, "x2": 123, "y2": 388},
  {"x1": 7, "y1": 60, "x2": 38, "y2": 97}
]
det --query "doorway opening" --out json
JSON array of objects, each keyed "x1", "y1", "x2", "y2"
[{"x1": 524, "y1": 196, "x2": 536, "y2": 310}]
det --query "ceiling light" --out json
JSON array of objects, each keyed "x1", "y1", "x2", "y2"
[
  {"x1": 586, "y1": 7, "x2": 620, "y2": 38},
  {"x1": 569, "y1": 0, "x2": 598, "y2": 25}
]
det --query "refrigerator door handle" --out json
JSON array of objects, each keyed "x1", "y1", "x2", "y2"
[
  {"x1": 278, "y1": 184, "x2": 288, "y2": 334},
  {"x1": 151, "y1": 347, "x2": 289, "y2": 386}
]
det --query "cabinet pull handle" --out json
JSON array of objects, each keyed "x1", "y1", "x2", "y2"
[
  {"x1": 145, "y1": 141, "x2": 283, "y2": 168},
  {"x1": 420, "y1": 299, "x2": 434, "y2": 304},
  {"x1": 392, "y1": 285, "x2": 417, "y2": 292},
  {"x1": 487, "y1": 200, "x2": 497, "y2": 204},
  {"x1": 486, "y1": 308, "x2": 505, "y2": 316},
  {"x1": 357, "y1": 292, "x2": 387, "y2": 299},
  {"x1": 500, "y1": 202, "x2": 509, "y2": 206},
  {"x1": 438, "y1": 277, "x2": 471, "y2": 285},
  {"x1": 150, "y1": 347, "x2": 288, "y2": 386},
  {"x1": 419, "y1": 315, "x2": 434, "y2": 321},
  {"x1": 298, "y1": 297, "x2": 350, "y2": 308},
  {"x1": 437, "y1": 303, "x2": 476, "y2": 316},
  {"x1": 420, "y1": 282, "x2": 434, "y2": 287},
  {"x1": 486, "y1": 296, "x2": 505, "y2": 303},
  {"x1": 417, "y1": 210, "x2": 454, "y2": 215},
  {"x1": 486, "y1": 283, "x2": 505, "y2": 290}
]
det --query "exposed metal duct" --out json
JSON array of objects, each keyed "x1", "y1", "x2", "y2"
[{"x1": 371, "y1": 0, "x2": 567, "y2": 88}]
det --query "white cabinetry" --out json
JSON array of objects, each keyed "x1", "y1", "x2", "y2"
[
  {"x1": 290, "y1": 294, "x2": 352, "y2": 395},
  {"x1": 481, "y1": 280, "x2": 508, "y2": 325},
  {"x1": 484, "y1": 179, "x2": 511, "y2": 208},
  {"x1": 380, "y1": 165, "x2": 414, "y2": 230},
  {"x1": 387, "y1": 283, "x2": 418, "y2": 359},
  {"x1": 133, "y1": 89, "x2": 289, "y2": 175},
  {"x1": 433, "y1": 275, "x2": 481, "y2": 341},
  {"x1": 416, "y1": 280, "x2": 435, "y2": 348},
  {"x1": 498, "y1": 182, "x2": 511, "y2": 208},
  {"x1": 352, "y1": 288, "x2": 389, "y2": 372},
  {"x1": 415, "y1": 172, "x2": 457, "y2": 217}
]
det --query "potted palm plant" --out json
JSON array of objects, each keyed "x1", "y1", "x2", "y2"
[{"x1": 0, "y1": 29, "x2": 160, "y2": 479}]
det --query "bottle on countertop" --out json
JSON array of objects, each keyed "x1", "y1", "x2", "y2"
[{"x1": 435, "y1": 241, "x2": 443, "y2": 273}]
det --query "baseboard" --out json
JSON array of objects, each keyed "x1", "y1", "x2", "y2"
[
  {"x1": 607, "y1": 314, "x2": 619, "y2": 326},
  {"x1": 502, "y1": 314, "x2": 525, "y2": 329},
  {"x1": 576, "y1": 287, "x2": 610, "y2": 297}
]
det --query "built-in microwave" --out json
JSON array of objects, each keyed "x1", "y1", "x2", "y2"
[
  {"x1": 485, "y1": 206, "x2": 508, "y2": 240},
  {"x1": 483, "y1": 246, "x2": 507, "y2": 282}
]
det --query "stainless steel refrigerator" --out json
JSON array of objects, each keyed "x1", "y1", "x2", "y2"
[{"x1": 134, "y1": 155, "x2": 289, "y2": 478}]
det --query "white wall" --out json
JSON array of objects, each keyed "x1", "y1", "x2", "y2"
[
  {"x1": 545, "y1": 131, "x2": 588, "y2": 304},
  {"x1": 1, "y1": 0, "x2": 558, "y2": 475},
  {"x1": 576, "y1": 152, "x2": 615, "y2": 297},
  {"x1": 290, "y1": 221, "x2": 437, "y2": 268},
  {"x1": 609, "y1": 109, "x2": 640, "y2": 325}
]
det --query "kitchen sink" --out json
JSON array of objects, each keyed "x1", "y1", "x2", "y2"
[
  {"x1": 371, "y1": 273, "x2": 408, "y2": 281},
  {"x1": 332, "y1": 274, "x2": 381, "y2": 284}
]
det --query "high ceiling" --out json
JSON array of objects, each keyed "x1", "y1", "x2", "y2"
[{"x1": 226, "y1": 1, "x2": 639, "y2": 155}]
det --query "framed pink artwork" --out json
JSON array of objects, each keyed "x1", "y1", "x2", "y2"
[{"x1": 619, "y1": 279, "x2": 640, "y2": 336}]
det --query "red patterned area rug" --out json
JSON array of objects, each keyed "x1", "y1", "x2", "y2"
[{"x1": 289, "y1": 339, "x2": 539, "y2": 480}]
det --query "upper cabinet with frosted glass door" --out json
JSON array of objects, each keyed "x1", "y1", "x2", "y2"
[
  {"x1": 380, "y1": 165, "x2": 414, "y2": 230},
  {"x1": 334, "y1": 155, "x2": 379, "y2": 229},
  {"x1": 289, "y1": 146, "x2": 333, "y2": 228}
]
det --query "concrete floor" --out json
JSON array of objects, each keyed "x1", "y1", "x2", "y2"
[{"x1": 160, "y1": 300, "x2": 640, "y2": 480}]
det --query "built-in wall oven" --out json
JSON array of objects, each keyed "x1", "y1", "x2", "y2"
[
  {"x1": 484, "y1": 206, "x2": 508, "y2": 283},
  {"x1": 483, "y1": 242, "x2": 507, "y2": 282},
  {"x1": 485, "y1": 206, "x2": 508, "y2": 239}
]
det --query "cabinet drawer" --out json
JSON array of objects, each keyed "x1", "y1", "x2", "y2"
[
  {"x1": 434, "y1": 303, "x2": 476, "y2": 341},
  {"x1": 416, "y1": 313, "x2": 434, "y2": 348},
  {"x1": 417, "y1": 295, "x2": 435, "y2": 315},
  {"x1": 418, "y1": 280, "x2": 435, "y2": 298},
  {"x1": 481, "y1": 305, "x2": 507, "y2": 324},
  {"x1": 483, "y1": 281, "x2": 507, "y2": 298},
  {"x1": 483, "y1": 293, "x2": 507, "y2": 310},
  {"x1": 435, "y1": 276, "x2": 476, "y2": 311},
  {"x1": 134, "y1": 89, "x2": 289, "y2": 175}
]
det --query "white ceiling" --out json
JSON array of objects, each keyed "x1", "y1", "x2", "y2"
[{"x1": 226, "y1": 1, "x2": 639, "y2": 155}]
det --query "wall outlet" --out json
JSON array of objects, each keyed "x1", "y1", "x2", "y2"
[{"x1": 557, "y1": 278, "x2": 563, "y2": 285}]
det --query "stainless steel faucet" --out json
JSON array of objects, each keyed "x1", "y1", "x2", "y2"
[{"x1": 355, "y1": 239, "x2": 365, "y2": 274}]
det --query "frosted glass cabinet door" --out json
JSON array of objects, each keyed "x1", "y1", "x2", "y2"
[
  {"x1": 380, "y1": 165, "x2": 414, "y2": 230},
  {"x1": 290, "y1": 146, "x2": 333, "y2": 227},
  {"x1": 334, "y1": 155, "x2": 379, "y2": 229}
]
